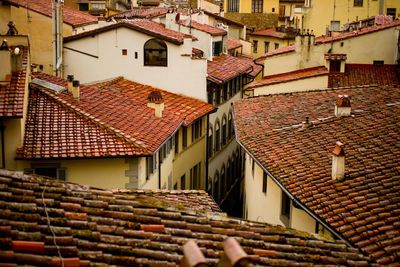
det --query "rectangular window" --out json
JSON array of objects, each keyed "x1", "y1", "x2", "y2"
[
  {"x1": 353, "y1": 0, "x2": 363, "y2": 7},
  {"x1": 180, "y1": 174, "x2": 186, "y2": 189},
  {"x1": 174, "y1": 182, "x2": 178, "y2": 190},
  {"x1": 146, "y1": 155, "x2": 156, "y2": 180},
  {"x1": 329, "y1": 60, "x2": 341, "y2": 72},
  {"x1": 228, "y1": 0, "x2": 239, "y2": 12},
  {"x1": 274, "y1": 43, "x2": 279, "y2": 50},
  {"x1": 262, "y1": 172, "x2": 268, "y2": 194},
  {"x1": 252, "y1": 40, "x2": 258, "y2": 53},
  {"x1": 215, "y1": 88, "x2": 221, "y2": 105},
  {"x1": 304, "y1": 0, "x2": 312, "y2": 8},
  {"x1": 252, "y1": 0, "x2": 263, "y2": 13},
  {"x1": 281, "y1": 193, "x2": 291, "y2": 219},
  {"x1": 330, "y1": 20, "x2": 340, "y2": 31},
  {"x1": 192, "y1": 119, "x2": 203, "y2": 142},
  {"x1": 190, "y1": 162, "x2": 201, "y2": 189},
  {"x1": 264, "y1": 41, "x2": 269, "y2": 53},
  {"x1": 213, "y1": 41, "x2": 223, "y2": 56},
  {"x1": 251, "y1": 159, "x2": 255, "y2": 177},
  {"x1": 182, "y1": 127, "x2": 187, "y2": 149},
  {"x1": 387, "y1": 8, "x2": 396, "y2": 18},
  {"x1": 27, "y1": 164, "x2": 66, "y2": 180},
  {"x1": 122, "y1": 49, "x2": 127, "y2": 56},
  {"x1": 78, "y1": 3, "x2": 89, "y2": 11},
  {"x1": 174, "y1": 132, "x2": 179, "y2": 154}
]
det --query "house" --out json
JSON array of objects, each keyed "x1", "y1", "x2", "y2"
[
  {"x1": 0, "y1": 35, "x2": 29, "y2": 172},
  {"x1": 0, "y1": 0, "x2": 98, "y2": 74},
  {"x1": 206, "y1": 53, "x2": 262, "y2": 216},
  {"x1": 15, "y1": 72, "x2": 215, "y2": 191},
  {"x1": 63, "y1": 19, "x2": 208, "y2": 101},
  {"x1": 301, "y1": 0, "x2": 400, "y2": 36},
  {"x1": 0, "y1": 169, "x2": 375, "y2": 266},
  {"x1": 233, "y1": 85, "x2": 400, "y2": 265}
]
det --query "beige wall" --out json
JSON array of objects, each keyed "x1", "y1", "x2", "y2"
[
  {"x1": 224, "y1": 0, "x2": 279, "y2": 14},
  {"x1": 251, "y1": 75, "x2": 328, "y2": 96},
  {"x1": 303, "y1": 0, "x2": 400, "y2": 36},
  {"x1": 248, "y1": 34, "x2": 294, "y2": 58}
]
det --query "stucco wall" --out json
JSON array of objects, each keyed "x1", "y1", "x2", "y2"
[
  {"x1": 248, "y1": 34, "x2": 294, "y2": 58},
  {"x1": 224, "y1": 12, "x2": 278, "y2": 31}
]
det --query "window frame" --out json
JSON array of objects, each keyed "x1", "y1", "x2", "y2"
[
  {"x1": 228, "y1": 0, "x2": 239, "y2": 12},
  {"x1": 144, "y1": 38, "x2": 168, "y2": 67},
  {"x1": 251, "y1": 0, "x2": 263, "y2": 13},
  {"x1": 262, "y1": 172, "x2": 268, "y2": 194},
  {"x1": 353, "y1": 0, "x2": 363, "y2": 7},
  {"x1": 252, "y1": 40, "x2": 258, "y2": 53},
  {"x1": 280, "y1": 192, "x2": 291, "y2": 226}
]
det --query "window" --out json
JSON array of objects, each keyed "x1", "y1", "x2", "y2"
[
  {"x1": 387, "y1": 8, "x2": 396, "y2": 18},
  {"x1": 251, "y1": 158, "x2": 255, "y2": 177},
  {"x1": 304, "y1": 0, "x2": 311, "y2": 8},
  {"x1": 221, "y1": 166, "x2": 226, "y2": 197},
  {"x1": 330, "y1": 20, "x2": 340, "y2": 32},
  {"x1": 228, "y1": 0, "x2": 239, "y2": 12},
  {"x1": 213, "y1": 172, "x2": 220, "y2": 201},
  {"x1": 208, "y1": 125, "x2": 213, "y2": 158},
  {"x1": 215, "y1": 88, "x2": 221, "y2": 105},
  {"x1": 215, "y1": 121, "x2": 220, "y2": 151},
  {"x1": 190, "y1": 162, "x2": 201, "y2": 189},
  {"x1": 281, "y1": 192, "x2": 291, "y2": 222},
  {"x1": 353, "y1": 0, "x2": 363, "y2": 6},
  {"x1": 222, "y1": 115, "x2": 227, "y2": 146},
  {"x1": 213, "y1": 41, "x2": 223, "y2": 56},
  {"x1": 180, "y1": 174, "x2": 186, "y2": 189},
  {"x1": 182, "y1": 127, "x2": 187, "y2": 149},
  {"x1": 144, "y1": 38, "x2": 167, "y2": 66},
  {"x1": 146, "y1": 155, "x2": 156, "y2": 180},
  {"x1": 174, "y1": 132, "x2": 179, "y2": 154},
  {"x1": 329, "y1": 60, "x2": 341, "y2": 72},
  {"x1": 252, "y1": 40, "x2": 258, "y2": 53},
  {"x1": 252, "y1": 0, "x2": 263, "y2": 13},
  {"x1": 122, "y1": 49, "x2": 127, "y2": 56},
  {"x1": 26, "y1": 164, "x2": 66, "y2": 180},
  {"x1": 262, "y1": 172, "x2": 268, "y2": 194},
  {"x1": 228, "y1": 112, "x2": 233, "y2": 140},
  {"x1": 222, "y1": 83, "x2": 228, "y2": 102},
  {"x1": 192, "y1": 119, "x2": 203, "y2": 142},
  {"x1": 264, "y1": 41, "x2": 269, "y2": 53},
  {"x1": 91, "y1": 2, "x2": 106, "y2": 10},
  {"x1": 79, "y1": 3, "x2": 89, "y2": 11},
  {"x1": 174, "y1": 183, "x2": 178, "y2": 189},
  {"x1": 274, "y1": 43, "x2": 279, "y2": 50}
]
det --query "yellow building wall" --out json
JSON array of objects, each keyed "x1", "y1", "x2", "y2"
[
  {"x1": 291, "y1": 206, "x2": 316, "y2": 233},
  {"x1": 303, "y1": 0, "x2": 400, "y2": 36},
  {"x1": 231, "y1": 0, "x2": 279, "y2": 13},
  {"x1": 248, "y1": 34, "x2": 294, "y2": 57}
]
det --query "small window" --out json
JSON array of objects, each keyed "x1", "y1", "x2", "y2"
[
  {"x1": 190, "y1": 162, "x2": 201, "y2": 189},
  {"x1": 228, "y1": 0, "x2": 239, "y2": 12},
  {"x1": 208, "y1": 125, "x2": 214, "y2": 158},
  {"x1": 192, "y1": 119, "x2": 203, "y2": 142},
  {"x1": 134, "y1": 52, "x2": 138, "y2": 59},
  {"x1": 78, "y1": 3, "x2": 89, "y2": 11},
  {"x1": 274, "y1": 43, "x2": 279, "y2": 50},
  {"x1": 262, "y1": 172, "x2": 268, "y2": 194},
  {"x1": 330, "y1": 20, "x2": 340, "y2": 32},
  {"x1": 146, "y1": 155, "x2": 156, "y2": 180},
  {"x1": 213, "y1": 41, "x2": 223, "y2": 56},
  {"x1": 281, "y1": 193, "x2": 291, "y2": 219},
  {"x1": 373, "y1": 60, "x2": 384, "y2": 66},
  {"x1": 387, "y1": 8, "x2": 396, "y2": 18},
  {"x1": 180, "y1": 174, "x2": 186, "y2": 189},
  {"x1": 215, "y1": 121, "x2": 221, "y2": 151},
  {"x1": 144, "y1": 38, "x2": 167, "y2": 66},
  {"x1": 329, "y1": 60, "x2": 341, "y2": 72},
  {"x1": 251, "y1": 159, "x2": 255, "y2": 177},
  {"x1": 222, "y1": 115, "x2": 227, "y2": 146},
  {"x1": 174, "y1": 132, "x2": 179, "y2": 154},
  {"x1": 182, "y1": 127, "x2": 187, "y2": 149},
  {"x1": 264, "y1": 41, "x2": 269, "y2": 53},
  {"x1": 27, "y1": 164, "x2": 66, "y2": 180},
  {"x1": 353, "y1": 0, "x2": 363, "y2": 7},
  {"x1": 252, "y1": 40, "x2": 258, "y2": 53},
  {"x1": 122, "y1": 49, "x2": 127, "y2": 55},
  {"x1": 252, "y1": 0, "x2": 263, "y2": 13}
]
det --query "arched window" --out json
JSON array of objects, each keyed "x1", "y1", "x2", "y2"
[
  {"x1": 144, "y1": 38, "x2": 167, "y2": 66},
  {"x1": 228, "y1": 111, "x2": 233, "y2": 140},
  {"x1": 215, "y1": 120, "x2": 220, "y2": 151},
  {"x1": 208, "y1": 124, "x2": 213, "y2": 158},
  {"x1": 222, "y1": 114, "x2": 227, "y2": 146},
  {"x1": 213, "y1": 171, "x2": 220, "y2": 202},
  {"x1": 221, "y1": 165, "x2": 226, "y2": 196}
]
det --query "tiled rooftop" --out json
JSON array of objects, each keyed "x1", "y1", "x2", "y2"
[
  {"x1": 184, "y1": 20, "x2": 227, "y2": 36},
  {"x1": 203, "y1": 10, "x2": 245, "y2": 27},
  {"x1": 0, "y1": 169, "x2": 374, "y2": 266},
  {"x1": 329, "y1": 64, "x2": 399, "y2": 88},
  {"x1": 0, "y1": 46, "x2": 28, "y2": 118},
  {"x1": 4, "y1": 0, "x2": 98, "y2": 27},
  {"x1": 17, "y1": 73, "x2": 215, "y2": 159},
  {"x1": 233, "y1": 85, "x2": 400, "y2": 265},
  {"x1": 207, "y1": 54, "x2": 262, "y2": 84},
  {"x1": 249, "y1": 28, "x2": 293, "y2": 39},
  {"x1": 227, "y1": 37, "x2": 242, "y2": 51},
  {"x1": 111, "y1": 7, "x2": 168, "y2": 19},
  {"x1": 246, "y1": 66, "x2": 328, "y2": 90},
  {"x1": 263, "y1": 44, "x2": 296, "y2": 57},
  {"x1": 64, "y1": 20, "x2": 192, "y2": 45}
]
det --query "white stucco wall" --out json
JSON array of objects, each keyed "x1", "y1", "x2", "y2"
[{"x1": 63, "y1": 27, "x2": 208, "y2": 101}]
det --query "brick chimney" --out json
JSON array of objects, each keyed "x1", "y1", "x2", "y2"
[
  {"x1": 332, "y1": 141, "x2": 345, "y2": 181},
  {"x1": 147, "y1": 90, "x2": 164, "y2": 118},
  {"x1": 335, "y1": 95, "x2": 351, "y2": 117},
  {"x1": 72, "y1": 80, "x2": 80, "y2": 100},
  {"x1": 67, "y1": 75, "x2": 74, "y2": 94}
]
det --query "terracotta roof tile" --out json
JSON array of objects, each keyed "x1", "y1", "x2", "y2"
[
  {"x1": 207, "y1": 54, "x2": 262, "y2": 84},
  {"x1": 203, "y1": 11, "x2": 245, "y2": 27},
  {"x1": 246, "y1": 66, "x2": 328, "y2": 90},
  {"x1": 263, "y1": 44, "x2": 296, "y2": 58},
  {"x1": 111, "y1": 7, "x2": 168, "y2": 19},
  {"x1": 227, "y1": 37, "x2": 242, "y2": 51},
  {"x1": 233, "y1": 85, "x2": 400, "y2": 265},
  {"x1": 184, "y1": 20, "x2": 226, "y2": 36},
  {"x1": 0, "y1": 46, "x2": 28, "y2": 118},
  {"x1": 249, "y1": 28, "x2": 293, "y2": 39},
  {"x1": 0, "y1": 170, "x2": 374, "y2": 266},
  {"x1": 17, "y1": 73, "x2": 215, "y2": 159},
  {"x1": 5, "y1": 0, "x2": 98, "y2": 27},
  {"x1": 329, "y1": 64, "x2": 400, "y2": 88},
  {"x1": 64, "y1": 20, "x2": 192, "y2": 45}
]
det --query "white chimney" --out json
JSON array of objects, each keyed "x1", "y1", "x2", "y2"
[
  {"x1": 67, "y1": 75, "x2": 74, "y2": 94},
  {"x1": 147, "y1": 90, "x2": 164, "y2": 118},
  {"x1": 332, "y1": 141, "x2": 345, "y2": 181},
  {"x1": 72, "y1": 80, "x2": 80, "y2": 100},
  {"x1": 335, "y1": 95, "x2": 351, "y2": 117}
]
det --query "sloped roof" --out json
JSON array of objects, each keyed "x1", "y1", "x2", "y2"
[
  {"x1": 328, "y1": 64, "x2": 400, "y2": 88},
  {"x1": 233, "y1": 85, "x2": 400, "y2": 265},
  {"x1": 0, "y1": 46, "x2": 28, "y2": 118},
  {"x1": 207, "y1": 54, "x2": 262, "y2": 84},
  {"x1": 246, "y1": 66, "x2": 328, "y2": 90},
  {"x1": 111, "y1": 6, "x2": 168, "y2": 19},
  {"x1": 64, "y1": 20, "x2": 192, "y2": 45},
  {"x1": 185, "y1": 20, "x2": 227, "y2": 36},
  {"x1": 4, "y1": 0, "x2": 98, "y2": 27},
  {"x1": 17, "y1": 73, "x2": 215, "y2": 159},
  {"x1": 227, "y1": 37, "x2": 242, "y2": 51},
  {"x1": 203, "y1": 10, "x2": 245, "y2": 27},
  {"x1": 0, "y1": 170, "x2": 374, "y2": 266},
  {"x1": 249, "y1": 28, "x2": 293, "y2": 39}
]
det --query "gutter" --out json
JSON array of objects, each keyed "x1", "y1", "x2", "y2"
[{"x1": 232, "y1": 111, "x2": 354, "y2": 248}]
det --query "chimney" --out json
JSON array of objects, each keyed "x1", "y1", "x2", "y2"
[
  {"x1": 180, "y1": 240, "x2": 207, "y2": 267},
  {"x1": 147, "y1": 90, "x2": 164, "y2": 118},
  {"x1": 332, "y1": 141, "x2": 345, "y2": 181},
  {"x1": 67, "y1": 75, "x2": 74, "y2": 93},
  {"x1": 302, "y1": 116, "x2": 311, "y2": 129},
  {"x1": 220, "y1": 238, "x2": 252, "y2": 267},
  {"x1": 335, "y1": 95, "x2": 351, "y2": 117},
  {"x1": 72, "y1": 80, "x2": 80, "y2": 100}
]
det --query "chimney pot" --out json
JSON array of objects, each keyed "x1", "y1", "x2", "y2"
[
  {"x1": 335, "y1": 95, "x2": 351, "y2": 117},
  {"x1": 67, "y1": 75, "x2": 74, "y2": 93},
  {"x1": 302, "y1": 116, "x2": 311, "y2": 128},
  {"x1": 332, "y1": 141, "x2": 345, "y2": 181},
  {"x1": 147, "y1": 90, "x2": 164, "y2": 118},
  {"x1": 72, "y1": 80, "x2": 80, "y2": 100}
]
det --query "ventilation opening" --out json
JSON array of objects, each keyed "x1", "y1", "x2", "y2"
[{"x1": 373, "y1": 60, "x2": 384, "y2": 66}]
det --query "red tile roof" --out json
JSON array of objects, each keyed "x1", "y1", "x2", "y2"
[
  {"x1": 329, "y1": 64, "x2": 400, "y2": 88},
  {"x1": 263, "y1": 44, "x2": 296, "y2": 58},
  {"x1": 0, "y1": 46, "x2": 28, "y2": 118},
  {"x1": 207, "y1": 54, "x2": 262, "y2": 84},
  {"x1": 246, "y1": 66, "x2": 328, "y2": 90},
  {"x1": 203, "y1": 11, "x2": 245, "y2": 27},
  {"x1": 111, "y1": 7, "x2": 168, "y2": 19},
  {"x1": 249, "y1": 28, "x2": 293, "y2": 39},
  {"x1": 184, "y1": 20, "x2": 227, "y2": 36},
  {"x1": 64, "y1": 20, "x2": 192, "y2": 45},
  {"x1": 4, "y1": 0, "x2": 98, "y2": 27},
  {"x1": 233, "y1": 85, "x2": 400, "y2": 265},
  {"x1": 227, "y1": 37, "x2": 242, "y2": 51},
  {"x1": 0, "y1": 169, "x2": 373, "y2": 266},
  {"x1": 17, "y1": 73, "x2": 215, "y2": 159}
]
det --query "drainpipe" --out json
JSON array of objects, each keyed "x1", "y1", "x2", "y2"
[
  {"x1": 158, "y1": 152, "x2": 161, "y2": 189},
  {"x1": 379, "y1": 0, "x2": 384, "y2": 15},
  {"x1": 205, "y1": 115, "x2": 210, "y2": 193},
  {"x1": 0, "y1": 119, "x2": 5, "y2": 168}
]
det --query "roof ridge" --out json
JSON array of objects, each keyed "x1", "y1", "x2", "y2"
[
  {"x1": 32, "y1": 85, "x2": 150, "y2": 152},
  {"x1": 84, "y1": 76, "x2": 125, "y2": 88}
]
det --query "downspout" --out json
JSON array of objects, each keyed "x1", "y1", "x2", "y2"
[
  {"x1": 231, "y1": 112, "x2": 355, "y2": 248},
  {"x1": 0, "y1": 119, "x2": 5, "y2": 169},
  {"x1": 205, "y1": 115, "x2": 209, "y2": 192},
  {"x1": 158, "y1": 151, "x2": 161, "y2": 189},
  {"x1": 379, "y1": 0, "x2": 384, "y2": 15},
  {"x1": 253, "y1": 57, "x2": 265, "y2": 77}
]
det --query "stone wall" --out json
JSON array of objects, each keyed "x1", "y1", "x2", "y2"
[{"x1": 224, "y1": 13, "x2": 278, "y2": 31}]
